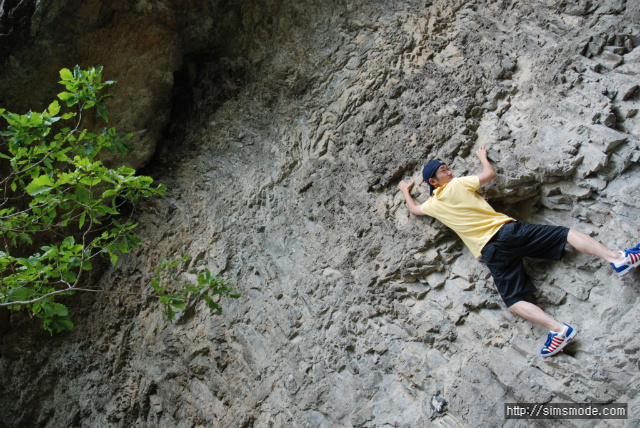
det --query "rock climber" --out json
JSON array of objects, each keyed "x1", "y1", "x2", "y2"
[{"x1": 397, "y1": 147, "x2": 640, "y2": 357}]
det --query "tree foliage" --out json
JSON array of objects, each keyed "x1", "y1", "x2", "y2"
[
  {"x1": 0, "y1": 66, "x2": 239, "y2": 333},
  {"x1": 151, "y1": 255, "x2": 240, "y2": 322}
]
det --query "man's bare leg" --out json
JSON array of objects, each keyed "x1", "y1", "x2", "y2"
[
  {"x1": 510, "y1": 301, "x2": 578, "y2": 356},
  {"x1": 567, "y1": 229, "x2": 624, "y2": 264},
  {"x1": 508, "y1": 300, "x2": 564, "y2": 332}
]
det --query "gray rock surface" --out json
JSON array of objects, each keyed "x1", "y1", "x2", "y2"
[
  {"x1": 0, "y1": 0, "x2": 219, "y2": 169},
  {"x1": 1, "y1": 0, "x2": 640, "y2": 427}
]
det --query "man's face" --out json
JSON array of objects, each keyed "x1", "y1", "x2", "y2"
[{"x1": 430, "y1": 164, "x2": 453, "y2": 188}]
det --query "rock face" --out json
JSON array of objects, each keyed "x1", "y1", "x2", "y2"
[
  {"x1": 0, "y1": 0, "x2": 220, "y2": 169},
  {"x1": 1, "y1": 0, "x2": 640, "y2": 427}
]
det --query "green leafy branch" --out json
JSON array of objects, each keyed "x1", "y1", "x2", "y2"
[
  {"x1": 0, "y1": 66, "x2": 238, "y2": 333},
  {"x1": 150, "y1": 255, "x2": 241, "y2": 321}
]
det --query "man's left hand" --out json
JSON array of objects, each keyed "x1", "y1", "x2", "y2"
[{"x1": 476, "y1": 146, "x2": 489, "y2": 160}]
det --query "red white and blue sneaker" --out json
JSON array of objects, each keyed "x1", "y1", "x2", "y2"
[
  {"x1": 611, "y1": 244, "x2": 640, "y2": 277},
  {"x1": 541, "y1": 324, "x2": 577, "y2": 357}
]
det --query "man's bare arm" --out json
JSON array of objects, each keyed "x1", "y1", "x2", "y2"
[
  {"x1": 476, "y1": 147, "x2": 496, "y2": 186},
  {"x1": 398, "y1": 181, "x2": 425, "y2": 216}
]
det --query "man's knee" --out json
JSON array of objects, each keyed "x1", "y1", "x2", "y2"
[
  {"x1": 508, "y1": 301, "x2": 522, "y2": 314},
  {"x1": 508, "y1": 299, "x2": 536, "y2": 315},
  {"x1": 507, "y1": 295, "x2": 536, "y2": 314}
]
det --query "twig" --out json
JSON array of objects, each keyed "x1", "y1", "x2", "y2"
[{"x1": 0, "y1": 286, "x2": 160, "y2": 307}]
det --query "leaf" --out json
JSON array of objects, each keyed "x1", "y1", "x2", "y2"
[
  {"x1": 96, "y1": 103, "x2": 109, "y2": 123},
  {"x1": 55, "y1": 319, "x2": 74, "y2": 332},
  {"x1": 62, "y1": 271, "x2": 77, "y2": 283},
  {"x1": 151, "y1": 278, "x2": 162, "y2": 293},
  {"x1": 26, "y1": 175, "x2": 54, "y2": 195},
  {"x1": 171, "y1": 300, "x2": 185, "y2": 310},
  {"x1": 7, "y1": 287, "x2": 32, "y2": 302},
  {"x1": 19, "y1": 233, "x2": 33, "y2": 245},
  {"x1": 57, "y1": 92, "x2": 76, "y2": 107},
  {"x1": 68, "y1": 257, "x2": 81, "y2": 269},
  {"x1": 10, "y1": 181, "x2": 16, "y2": 192},
  {"x1": 79, "y1": 212, "x2": 86, "y2": 229},
  {"x1": 44, "y1": 302, "x2": 69, "y2": 318},
  {"x1": 44, "y1": 316, "x2": 74, "y2": 334},
  {"x1": 101, "y1": 189, "x2": 117, "y2": 199},
  {"x1": 48, "y1": 100, "x2": 61, "y2": 116},
  {"x1": 81, "y1": 259, "x2": 93, "y2": 271},
  {"x1": 75, "y1": 183, "x2": 91, "y2": 204},
  {"x1": 59, "y1": 68, "x2": 74, "y2": 81},
  {"x1": 57, "y1": 91, "x2": 74, "y2": 101},
  {"x1": 79, "y1": 176, "x2": 101, "y2": 186}
]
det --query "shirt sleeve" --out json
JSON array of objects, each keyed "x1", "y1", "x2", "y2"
[
  {"x1": 420, "y1": 199, "x2": 431, "y2": 216},
  {"x1": 458, "y1": 175, "x2": 480, "y2": 191}
]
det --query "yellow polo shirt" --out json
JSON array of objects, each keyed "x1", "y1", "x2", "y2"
[{"x1": 420, "y1": 176, "x2": 514, "y2": 258}]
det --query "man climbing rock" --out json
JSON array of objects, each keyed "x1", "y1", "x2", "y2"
[{"x1": 398, "y1": 147, "x2": 640, "y2": 357}]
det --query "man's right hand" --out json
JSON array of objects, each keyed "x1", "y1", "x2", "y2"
[
  {"x1": 398, "y1": 180, "x2": 424, "y2": 216},
  {"x1": 398, "y1": 180, "x2": 414, "y2": 193}
]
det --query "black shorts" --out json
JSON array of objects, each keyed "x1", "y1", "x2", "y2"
[{"x1": 480, "y1": 221, "x2": 570, "y2": 307}]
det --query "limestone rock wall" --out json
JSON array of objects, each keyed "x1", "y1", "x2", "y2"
[
  {"x1": 0, "y1": 0, "x2": 220, "y2": 169},
  {"x1": 1, "y1": 1, "x2": 640, "y2": 427}
]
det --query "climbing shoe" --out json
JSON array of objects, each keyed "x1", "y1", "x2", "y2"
[{"x1": 541, "y1": 323, "x2": 577, "y2": 357}]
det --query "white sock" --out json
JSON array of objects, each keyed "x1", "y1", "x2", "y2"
[
  {"x1": 551, "y1": 324, "x2": 567, "y2": 336},
  {"x1": 613, "y1": 251, "x2": 627, "y2": 267}
]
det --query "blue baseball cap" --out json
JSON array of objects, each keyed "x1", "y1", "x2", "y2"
[{"x1": 422, "y1": 160, "x2": 444, "y2": 195}]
